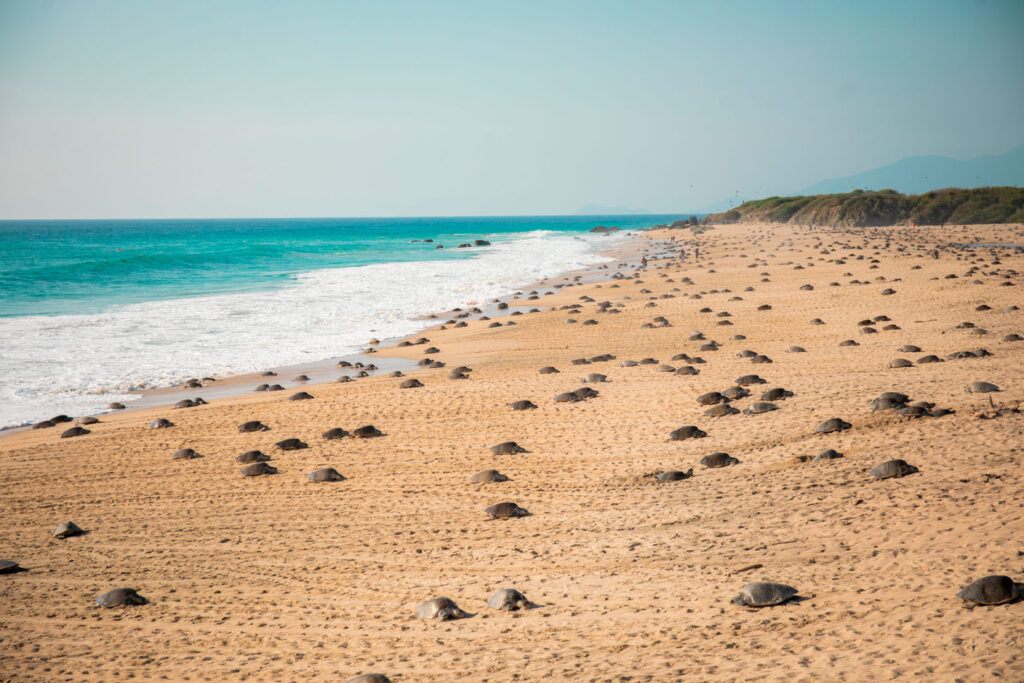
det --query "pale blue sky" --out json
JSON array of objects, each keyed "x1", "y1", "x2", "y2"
[{"x1": 1, "y1": 0, "x2": 1022, "y2": 218}]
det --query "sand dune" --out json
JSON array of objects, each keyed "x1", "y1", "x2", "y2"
[{"x1": 2, "y1": 221, "x2": 1022, "y2": 681}]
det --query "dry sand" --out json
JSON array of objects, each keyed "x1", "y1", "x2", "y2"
[{"x1": 2, "y1": 221, "x2": 1023, "y2": 681}]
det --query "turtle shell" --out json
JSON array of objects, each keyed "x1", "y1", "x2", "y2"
[
  {"x1": 276, "y1": 438, "x2": 308, "y2": 451},
  {"x1": 509, "y1": 400, "x2": 538, "y2": 411},
  {"x1": 96, "y1": 588, "x2": 148, "y2": 608},
  {"x1": 352, "y1": 425, "x2": 383, "y2": 438},
  {"x1": 54, "y1": 521, "x2": 84, "y2": 538},
  {"x1": 485, "y1": 502, "x2": 529, "y2": 519},
  {"x1": 471, "y1": 469, "x2": 509, "y2": 483},
  {"x1": 490, "y1": 442, "x2": 527, "y2": 455},
  {"x1": 815, "y1": 418, "x2": 851, "y2": 433},
  {"x1": 655, "y1": 469, "x2": 693, "y2": 481},
  {"x1": 869, "y1": 459, "x2": 919, "y2": 479},
  {"x1": 701, "y1": 452, "x2": 739, "y2": 468},
  {"x1": 732, "y1": 582, "x2": 798, "y2": 607},
  {"x1": 308, "y1": 468, "x2": 345, "y2": 483},
  {"x1": 957, "y1": 575, "x2": 1020, "y2": 605},
  {"x1": 487, "y1": 588, "x2": 531, "y2": 611},
  {"x1": 416, "y1": 597, "x2": 467, "y2": 620},
  {"x1": 241, "y1": 462, "x2": 278, "y2": 477},
  {"x1": 669, "y1": 425, "x2": 707, "y2": 440}
]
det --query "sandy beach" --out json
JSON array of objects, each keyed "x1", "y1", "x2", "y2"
[{"x1": 2, "y1": 220, "x2": 1023, "y2": 681}]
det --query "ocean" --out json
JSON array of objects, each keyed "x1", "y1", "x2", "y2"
[{"x1": 0, "y1": 214, "x2": 682, "y2": 428}]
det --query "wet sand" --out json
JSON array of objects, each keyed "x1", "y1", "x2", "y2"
[{"x1": 1, "y1": 221, "x2": 1022, "y2": 681}]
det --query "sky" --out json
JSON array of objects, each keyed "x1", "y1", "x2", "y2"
[{"x1": 0, "y1": 0, "x2": 1022, "y2": 219}]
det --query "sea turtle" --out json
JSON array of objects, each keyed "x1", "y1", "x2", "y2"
[
  {"x1": 888, "y1": 358, "x2": 914, "y2": 368},
  {"x1": 669, "y1": 425, "x2": 707, "y2": 440},
  {"x1": 60, "y1": 426, "x2": 90, "y2": 438},
  {"x1": 294, "y1": 374, "x2": 310, "y2": 381},
  {"x1": 276, "y1": 438, "x2": 308, "y2": 451},
  {"x1": 701, "y1": 452, "x2": 739, "y2": 468},
  {"x1": 96, "y1": 588, "x2": 148, "y2": 608},
  {"x1": 267, "y1": 384, "x2": 285, "y2": 391},
  {"x1": 675, "y1": 366, "x2": 699, "y2": 375},
  {"x1": 697, "y1": 392, "x2": 726, "y2": 406},
  {"x1": 321, "y1": 427, "x2": 349, "y2": 440},
  {"x1": 0, "y1": 559, "x2": 23, "y2": 574},
  {"x1": 745, "y1": 402, "x2": 778, "y2": 415},
  {"x1": 571, "y1": 358, "x2": 591, "y2": 366},
  {"x1": 487, "y1": 588, "x2": 532, "y2": 611},
  {"x1": 813, "y1": 448, "x2": 844, "y2": 461},
  {"x1": 538, "y1": 366, "x2": 560, "y2": 374},
  {"x1": 241, "y1": 462, "x2": 278, "y2": 477},
  {"x1": 705, "y1": 404, "x2": 740, "y2": 417},
  {"x1": 108, "y1": 402, "x2": 126, "y2": 410},
  {"x1": 174, "y1": 399, "x2": 197, "y2": 409},
  {"x1": 620, "y1": 360, "x2": 638, "y2": 367},
  {"x1": 399, "y1": 379, "x2": 424, "y2": 389},
  {"x1": 50, "y1": 414, "x2": 73, "y2": 423},
  {"x1": 966, "y1": 381, "x2": 1000, "y2": 393},
  {"x1": 810, "y1": 318, "x2": 824, "y2": 325},
  {"x1": 751, "y1": 355, "x2": 773, "y2": 364},
  {"x1": 172, "y1": 448, "x2": 201, "y2": 459},
  {"x1": 554, "y1": 392, "x2": 580, "y2": 403},
  {"x1": 760, "y1": 387, "x2": 793, "y2": 401},
  {"x1": 237, "y1": 450, "x2": 270, "y2": 463},
  {"x1": 917, "y1": 355, "x2": 943, "y2": 364},
  {"x1": 655, "y1": 469, "x2": 694, "y2": 481},
  {"x1": 509, "y1": 400, "x2": 538, "y2": 411},
  {"x1": 32, "y1": 420, "x2": 55, "y2": 429},
  {"x1": 53, "y1": 521, "x2": 85, "y2": 538},
  {"x1": 77, "y1": 416, "x2": 99, "y2": 425},
  {"x1": 731, "y1": 582, "x2": 799, "y2": 607},
  {"x1": 255, "y1": 384, "x2": 270, "y2": 391},
  {"x1": 289, "y1": 391, "x2": 314, "y2": 401},
  {"x1": 485, "y1": 502, "x2": 530, "y2": 519},
  {"x1": 573, "y1": 387, "x2": 599, "y2": 400},
  {"x1": 449, "y1": 371, "x2": 469, "y2": 380},
  {"x1": 471, "y1": 469, "x2": 509, "y2": 483},
  {"x1": 149, "y1": 418, "x2": 174, "y2": 429},
  {"x1": 815, "y1": 418, "x2": 851, "y2": 434},
  {"x1": 869, "y1": 459, "x2": 919, "y2": 479},
  {"x1": 352, "y1": 425, "x2": 383, "y2": 438},
  {"x1": 238, "y1": 420, "x2": 270, "y2": 433},
  {"x1": 583, "y1": 373, "x2": 608, "y2": 383},
  {"x1": 721, "y1": 386, "x2": 751, "y2": 400},
  {"x1": 898, "y1": 345, "x2": 921, "y2": 353},
  {"x1": 839, "y1": 340, "x2": 859, "y2": 347},
  {"x1": 957, "y1": 575, "x2": 1021, "y2": 606},
  {"x1": 347, "y1": 675, "x2": 391, "y2": 683},
  {"x1": 416, "y1": 597, "x2": 468, "y2": 620},
  {"x1": 490, "y1": 441, "x2": 527, "y2": 455},
  {"x1": 787, "y1": 346, "x2": 806, "y2": 353},
  {"x1": 308, "y1": 468, "x2": 346, "y2": 483},
  {"x1": 897, "y1": 405, "x2": 931, "y2": 418}
]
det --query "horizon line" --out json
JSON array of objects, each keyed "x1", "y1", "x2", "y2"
[{"x1": 0, "y1": 211, "x2": 706, "y2": 223}]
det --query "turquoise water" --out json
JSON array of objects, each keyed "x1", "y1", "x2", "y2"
[{"x1": 0, "y1": 215, "x2": 683, "y2": 317}]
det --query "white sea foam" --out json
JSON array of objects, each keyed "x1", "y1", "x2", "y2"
[{"x1": 0, "y1": 230, "x2": 622, "y2": 428}]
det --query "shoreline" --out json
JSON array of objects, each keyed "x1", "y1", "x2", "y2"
[
  {"x1": 3, "y1": 220, "x2": 1021, "y2": 681},
  {"x1": 2, "y1": 230, "x2": 652, "y2": 434}
]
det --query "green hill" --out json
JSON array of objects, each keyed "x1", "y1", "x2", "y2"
[{"x1": 703, "y1": 187, "x2": 1024, "y2": 227}]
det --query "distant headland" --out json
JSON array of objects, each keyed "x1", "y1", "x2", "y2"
[{"x1": 702, "y1": 187, "x2": 1024, "y2": 227}]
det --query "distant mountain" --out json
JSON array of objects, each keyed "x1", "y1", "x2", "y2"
[
  {"x1": 576, "y1": 204, "x2": 649, "y2": 215},
  {"x1": 798, "y1": 145, "x2": 1024, "y2": 196}
]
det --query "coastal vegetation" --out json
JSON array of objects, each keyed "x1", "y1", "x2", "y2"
[{"x1": 703, "y1": 187, "x2": 1024, "y2": 227}]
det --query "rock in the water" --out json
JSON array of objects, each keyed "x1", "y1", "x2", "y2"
[{"x1": 96, "y1": 588, "x2": 148, "y2": 608}]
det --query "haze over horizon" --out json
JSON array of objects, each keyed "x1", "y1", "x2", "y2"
[{"x1": 1, "y1": 0, "x2": 1022, "y2": 220}]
